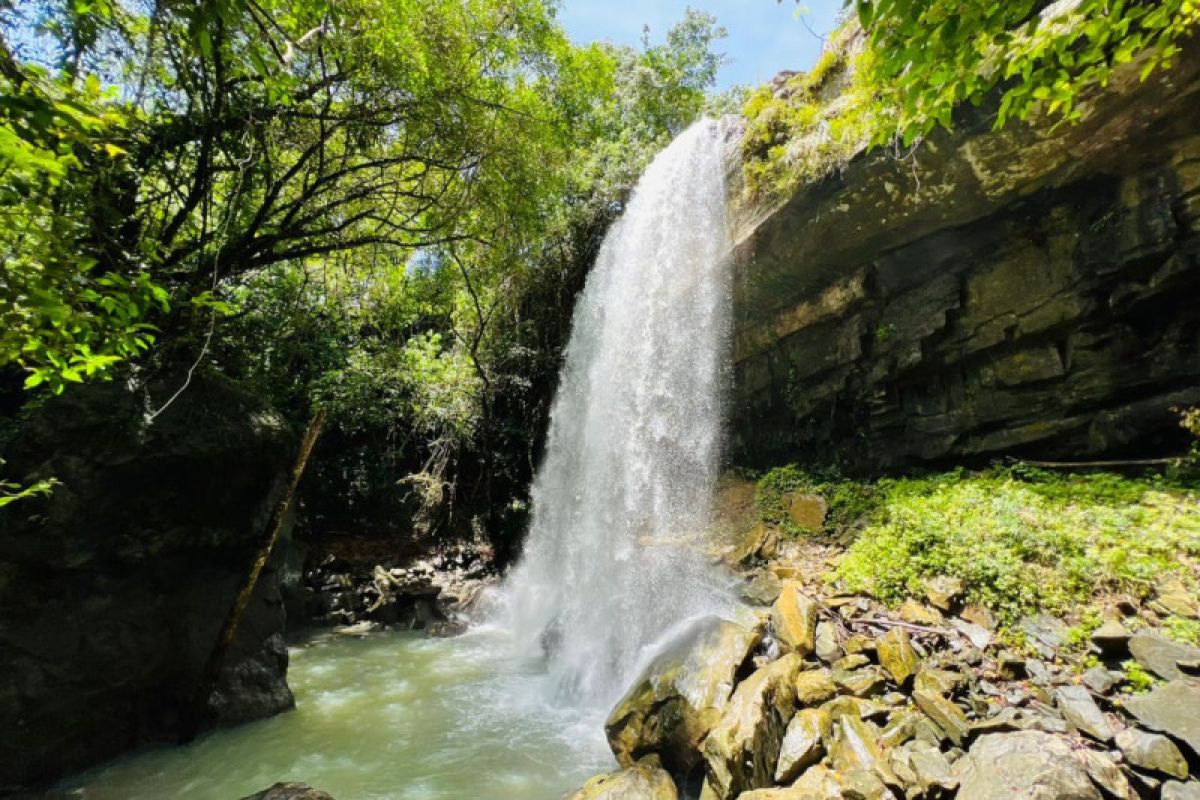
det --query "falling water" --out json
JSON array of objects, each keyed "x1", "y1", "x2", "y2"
[{"x1": 502, "y1": 118, "x2": 738, "y2": 707}]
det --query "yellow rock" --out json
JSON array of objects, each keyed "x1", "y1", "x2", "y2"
[
  {"x1": 566, "y1": 762, "x2": 678, "y2": 800},
  {"x1": 772, "y1": 582, "x2": 819, "y2": 656}
]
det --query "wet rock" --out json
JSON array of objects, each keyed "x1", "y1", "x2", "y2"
[
  {"x1": 1091, "y1": 621, "x2": 1132, "y2": 657},
  {"x1": 1128, "y1": 631, "x2": 1200, "y2": 681},
  {"x1": 424, "y1": 620, "x2": 467, "y2": 638},
  {"x1": 240, "y1": 784, "x2": 335, "y2": 800},
  {"x1": 823, "y1": 695, "x2": 888, "y2": 722},
  {"x1": 1054, "y1": 685, "x2": 1114, "y2": 742},
  {"x1": 795, "y1": 669, "x2": 838, "y2": 706},
  {"x1": 1162, "y1": 781, "x2": 1200, "y2": 800},
  {"x1": 1153, "y1": 578, "x2": 1199, "y2": 620},
  {"x1": 702, "y1": 653, "x2": 803, "y2": 799},
  {"x1": 876, "y1": 629, "x2": 920, "y2": 688},
  {"x1": 739, "y1": 766, "x2": 843, "y2": 799},
  {"x1": 924, "y1": 576, "x2": 964, "y2": 611},
  {"x1": 742, "y1": 571, "x2": 785, "y2": 606},
  {"x1": 787, "y1": 493, "x2": 829, "y2": 533},
  {"x1": 606, "y1": 616, "x2": 761, "y2": 774},
  {"x1": 772, "y1": 583, "x2": 820, "y2": 657},
  {"x1": 816, "y1": 620, "x2": 843, "y2": 663},
  {"x1": 834, "y1": 667, "x2": 887, "y2": 698},
  {"x1": 1125, "y1": 681, "x2": 1200, "y2": 758},
  {"x1": 829, "y1": 714, "x2": 897, "y2": 788},
  {"x1": 729, "y1": 523, "x2": 780, "y2": 568},
  {"x1": 775, "y1": 707, "x2": 831, "y2": 783},
  {"x1": 913, "y1": 689, "x2": 969, "y2": 746},
  {"x1": 1082, "y1": 666, "x2": 1120, "y2": 695},
  {"x1": 1116, "y1": 728, "x2": 1189, "y2": 780},
  {"x1": 567, "y1": 762, "x2": 678, "y2": 800},
  {"x1": 956, "y1": 731, "x2": 1101, "y2": 800}
]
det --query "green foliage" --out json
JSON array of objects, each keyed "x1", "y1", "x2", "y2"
[
  {"x1": 754, "y1": 464, "x2": 880, "y2": 537},
  {"x1": 859, "y1": 0, "x2": 1200, "y2": 146},
  {"x1": 0, "y1": 458, "x2": 58, "y2": 509},
  {"x1": 1163, "y1": 616, "x2": 1200, "y2": 647},
  {"x1": 1121, "y1": 659, "x2": 1157, "y2": 693},
  {"x1": 833, "y1": 467, "x2": 1200, "y2": 626}
]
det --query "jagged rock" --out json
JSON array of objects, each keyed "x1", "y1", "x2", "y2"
[
  {"x1": 1116, "y1": 728, "x2": 1189, "y2": 780},
  {"x1": 897, "y1": 601, "x2": 944, "y2": 627},
  {"x1": 739, "y1": 765, "x2": 843, "y2": 799},
  {"x1": 1162, "y1": 781, "x2": 1200, "y2": 800},
  {"x1": 796, "y1": 669, "x2": 838, "y2": 705},
  {"x1": 829, "y1": 714, "x2": 897, "y2": 788},
  {"x1": 240, "y1": 784, "x2": 335, "y2": 800},
  {"x1": 1128, "y1": 631, "x2": 1200, "y2": 681},
  {"x1": 1079, "y1": 749, "x2": 1137, "y2": 800},
  {"x1": 730, "y1": 524, "x2": 780, "y2": 568},
  {"x1": 956, "y1": 732, "x2": 1101, "y2": 800},
  {"x1": 816, "y1": 621, "x2": 843, "y2": 663},
  {"x1": 876, "y1": 629, "x2": 920, "y2": 688},
  {"x1": 951, "y1": 620, "x2": 993, "y2": 651},
  {"x1": 775, "y1": 707, "x2": 831, "y2": 783},
  {"x1": 1153, "y1": 578, "x2": 1199, "y2": 619},
  {"x1": 1018, "y1": 615, "x2": 1070, "y2": 659},
  {"x1": 913, "y1": 667, "x2": 965, "y2": 696},
  {"x1": 1082, "y1": 666, "x2": 1120, "y2": 695},
  {"x1": 1054, "y1": 685, "x2": 1114, "y2": 742},
  {"x1": 772, "y1": 583, "x2": 820, "y2": 656},
  {"x1": 845, "y1": 635, "x2": 876, "y2": 655},
  {"x1": 835, "y1": 654, "x2": 873, "y2": 671},
  {"x1": 424, "y1": 620, "x2": 467, "y2": 638},
  {"x1": 913, "y1": 690, "x2": 969, "y2": 746},
  {"x1": 787, "y1": 493, "x2": 829, "y2": 532},
  {"x1": 840, "y1": 768, "x2": 895, "y2": 800},
  {"x1": 566, "y1": 762, "x2": 678, "y2": 800},
  {"x1": 1091, "y1": 621, "x2": 1132, "y2": 656},
  {"x1": 881, "y1": 708, "x2": 925, "y2": 747},
  {"x1": 834, "y1": 666, "x2": 887, "y2": 698},
  {"x1": 896, "y1": 739, "x2": 957, "y2": 795},
  {"x1": 1126, "y1": 681, "x2": 1200, "y2": 758},
  {"x1": 924, "y1": 577, "x2": 963, "y2": 611},
  {"x1": 702, "y1": 653, "x2": 803, "y2": 799},
  {"x1": 743, "y1": 571, "x2": 786, "y2": 606},
  {"x1": 823, "y1": 695, "x2": 887, "y2": 722},
  {"x1": 606, "y1": 616, "x2": 761, "y2": 774},
  {"x1": 997, "y1": 651, "x2": 1028, "y2": 681}
]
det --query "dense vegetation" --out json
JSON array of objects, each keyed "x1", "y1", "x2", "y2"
[
  {"x1": 752, "y1": 462, "x2": 1200, "y2": 642},
  {"x1": 0, "y1": 0, "x2": 728, "y2": 544}
]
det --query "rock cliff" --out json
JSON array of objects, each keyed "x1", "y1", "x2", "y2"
[
  {"x1": 730, "y1": 40, "x2": 1200, "y2": 470},
  {"x1": 0, "y1": 375, "x2": 297, "y2": 789}
]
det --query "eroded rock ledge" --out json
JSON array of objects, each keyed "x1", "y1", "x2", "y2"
[{"x1": 729, "y1": 40, "x2": 1200, "y2": 470}]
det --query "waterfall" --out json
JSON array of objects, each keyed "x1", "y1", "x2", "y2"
[{"x1": 501, "y1": 118, "x2": 737, "y2": 708}]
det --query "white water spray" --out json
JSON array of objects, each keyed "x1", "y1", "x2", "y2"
[{"x1": 501, "y1": 119, "x2": 737, "y2": 708}]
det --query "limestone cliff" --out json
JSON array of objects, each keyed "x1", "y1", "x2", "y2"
[{"x1": 730, "y1": 40, "x2": 1200, "y2": 469}]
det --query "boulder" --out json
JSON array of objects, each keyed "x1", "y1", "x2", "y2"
[
  {"x1": 786, "y1": 493, "x2": 828, "y2": 532},
  {"x1": 1126, "y1": 681, "x2": 1200, "y2": 758},
  {"x1": 1153, "y1": 578, "x2": 1199, "y2": 619},
  {"x1": 912, "y1": 690, "x2": 969, "y2": 746},
  {"x1": 1054, "y1": 685, "x2": 1113, "y2": 742},
  {"x1": 828, "y1": 713, "x2": 897, "y2": 788},
  {"x1": 1115, "y1": 728, "x2": 1189, "y2": 780},
  {"x1": 566, "y1": 762, "x2": 678, "y2": 800},
  {"x1": 876, "y1": 629, "x2": 919, "y2": 688},
  {"x1": 606, "y1": 616, "x2": 761, "y2": 775},
  {"x1": 1090, "y1": 621, "x2": 1132, "y2": 656},
  {"x1": 772, "y1": 583, "x2": 820, "y2": 656},
  {"x1": 1128, "y1": 631, "x2": 1200, "y2": 682},
  {"x1": 775, "y1": 707, "x2": 830, "y2": 783},
  {"x1": 738, "y1": 766, "x2": 843, "y2": 799},
  {"x1": 795, "y1": 669, "x2": 838, "y2": 705},
  {"x1": 956, "y1": 732, "x2": 1101, "y2": 800},
  {"x1": 923, "y1": 577, "x2": 963, "y2": 611},
  {"x1": 702, "y1": 653, "x2": 803, "y2": 799},
  {"x1": 815, "y1": 621, "x2": 842, "y2": 663},
  {"x1": 240, "y1": 785, "x2": 335, "y2": 800}
]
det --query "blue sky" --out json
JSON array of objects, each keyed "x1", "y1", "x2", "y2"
[{"x1": 558, "y1": 0, "x2": 847, "y2": 90}]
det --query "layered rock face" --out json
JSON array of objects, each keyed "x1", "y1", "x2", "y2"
[
  {"x1": 730, "y1": 43, "x2": 1200, "y2": 469},
  {"x1": 0, "y1": 376, "x2": 297, "y2": 788}
]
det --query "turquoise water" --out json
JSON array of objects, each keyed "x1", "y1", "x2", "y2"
[{"x1": 60, "y1": 628, "x2": 615, "y2": 799}]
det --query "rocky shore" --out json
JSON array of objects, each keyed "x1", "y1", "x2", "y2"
[{"x1": 566, "y1": 544, "x2": 1200, "y2": 800}]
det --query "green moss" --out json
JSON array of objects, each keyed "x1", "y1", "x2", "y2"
[
  {"x1": 1163, "y1": 616, "x2": 1200, "y2": 647},
  {"x1": 753, "y1": 464, "x2": 880, "y2": 538},
  {"x1": 830, "y1": 466, "x2": 1200, "y2": 627},
  {"x1": 1121, "y1": 660, "x2": 1157, "y2": 694}
]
